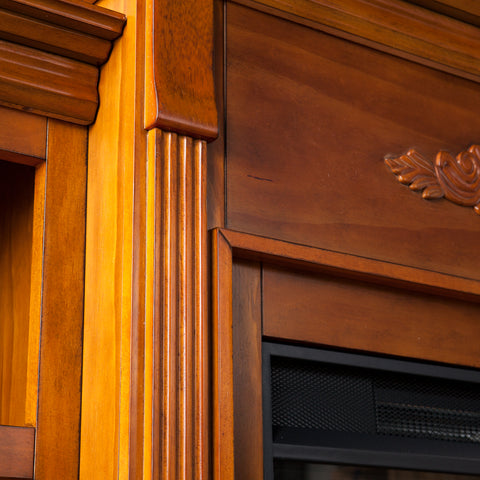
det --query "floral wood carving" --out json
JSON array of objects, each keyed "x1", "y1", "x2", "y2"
[{"x1": 385, "y1": 145, "x2": 480, "y2": 215}]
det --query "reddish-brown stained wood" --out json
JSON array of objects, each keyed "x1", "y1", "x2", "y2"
[
  {"x1": 0, "y1": 0, "x2": 125, "y2": 124},
  {"x1": 234, "y1": 0, "x2": 480, "y2": 82},
  {"x1": 0, "y1": 40, "x2": 98, "y2": 125},
  {"x1": 221, "y1": 229, "x2": 480, "y2": 302},
  {"x1": 263, "y1": 264, "x2": 480, "y2": 368},
  {"x1": 212, "y1": 229, "x2": 234, "y2": 480},
  {"x1": 1, "y1": 0, "x2": 126, "y2": 41},
  {"x1": 0, "y1": 9, "x2": 112, "y2": 65},
  {"x1": 207, "y1": 0, "x2": 225, "y2": 230},
  {"x1": 408, "y1": 0, "x2": 480, "y2": 26},
  {"x1": 226, "y1": 3, "x2": 480, "y2": 280},
  {"x1": 34, "y1": 120, "x2": 86, "y2": 479},
  {"x1": 0, "y1": 425, "x2": 34, "y2": 479},
  {"x1": 149, "y1": 129, "x2": 208, "y2": 480},
  {"x1": 232, "y1": 260, "x2": 263, "y2": 480},
  {"x1": 145, "y1": 0, "x2": 218, "y2": 139},
  {"x1": 0, "y1": 107, "x2": 46, "y2": 166}
]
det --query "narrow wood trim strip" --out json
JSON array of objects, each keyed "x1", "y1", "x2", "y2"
[
  {"x1": 234, "y1": 0, "x2": 480, "y2": 83},
  {"x1": 220, "y1": 229, "x2": 480, "y2": 302},
  {"x1": 212, "y1": 229, "x2": 234, "y2": 480},
  {"x1": 0, "y1": 425, "x2": 34, "y2": 479},
  {"x1": 34, "y1": 120, "x2": 87, "y2": 479}
]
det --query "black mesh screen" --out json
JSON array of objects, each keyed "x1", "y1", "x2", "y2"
[{"x1": 270, "y1": 355, "x2": 480, "y2": 444}]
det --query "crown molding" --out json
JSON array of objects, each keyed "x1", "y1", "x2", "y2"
[
  {"x1": 234, "y1": 0, "x2": 480, "y2": 84},
  {"x1": 0, "y1": 0, "x2": 126, "y2": 125}
]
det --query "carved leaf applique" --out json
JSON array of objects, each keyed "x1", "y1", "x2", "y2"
[
  {"x1": 435, "y1": 145, "x2": 480, "y2": 207},
  {"x1": 385, "y1": 146, "x2": 480, "y2": 215},
  {"x1": 384, "y1": 149, "x2": 444, "y2": 199}
]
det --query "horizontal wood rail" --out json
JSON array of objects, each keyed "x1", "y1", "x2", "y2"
[
  {"x1": 234, "y1": 0, "x2": 480, "y2": 83},
  {"x1": 220, "y1": 229, "x2": 480, "y2": 303},
  {"x1": 0, "y1": 425, "x2": 34, "y2": 479}
]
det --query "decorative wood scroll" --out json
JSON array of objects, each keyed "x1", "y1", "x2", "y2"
[
  {"x1": 385, "y1": 145, "x2": 480, "y2": 214},
  {"x1": 0, "y1": 0, "x2": 125, "y2": 124},
  {"x1": 145, "y1": 0, "x2": 218, "y2": 139}
]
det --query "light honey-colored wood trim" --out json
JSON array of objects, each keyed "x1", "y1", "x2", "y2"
[
  {"x1": 79, "y1": 0, "x2": 147, "y2": 474},
  {"x1": 234, "y1": 0, "x2": 480, "y2": 83}
]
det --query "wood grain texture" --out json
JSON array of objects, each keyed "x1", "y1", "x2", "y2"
[
  {"x1": 0, "y1": 161, "x2": 35, "y2": 427},
  {"x1": 34, "y1": 119, "x2": 87, "y2": 480},
  {"x1": 0, "y1": 0, "x2": 125, "y2": 124},
  {"x1": 145, "y1": 0, "x2": 218, "y2": 139},
  {"x1": 207, "y1": 0, "x2": 226, "y2": 230},
  {"x1": 212, "y1": 229, "x2": 234, "y2": 480},
  {"x1": 24, "y1": 162, "x2": 45, "y2": 428},
  {"x1": 80, "y1": 0, "x2": 147, "y2": 473},
  {"x1": 0, "y1": 39, "x2": 98, "y2": 125},
  {"x1": 408, "y1": 0, "x2": 480, "y2": 26},
  {"x1": 0, "y1": 0, "x2": 125, "y2": 65},
  {"x1": 220, "y1": 230, "x2": 480, "y2": 302},
  {"x1": 226, "y1": 3, "x2": 480, "y2": 280},
  {"x1": 232, "y1": 260, "x2": 263, "y2": 480},
  {"x1": 0, "y1": 425, "x2": 34, "y2": 479},
  {"x1": 1, "y1": 0, "x2": 126, "y2": 42},
  {"x1": 0, "y1": 107, "x2": 46, "y2": 166},
  {"x1": 0, "y1": 8, "x2": 112, "y2": 65},
  {"x1": 263, "y1": 264, "x2": 480, "y2": 367},
  {"x1": 148, "y1": 129, "x2": 209, "y2": 480},
  {"x1": 234, "y1": 0, "x2": 480, "y2": 82},
  {"x1": 212, "y1": 228, "x2": 480, "y2": 480}
]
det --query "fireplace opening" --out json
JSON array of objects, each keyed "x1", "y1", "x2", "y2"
[{"x1": 262, "y1": 343, "x2": 480, "y2": 479}]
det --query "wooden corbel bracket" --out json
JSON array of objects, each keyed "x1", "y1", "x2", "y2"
[
  {"x1": 0, "y1": 0, "x2": 126, "y2": 125},
  {"x1": 385, "y1": 145, "x2": 480, "y2": 215}
]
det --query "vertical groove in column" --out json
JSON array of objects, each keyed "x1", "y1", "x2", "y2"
[{"x1": 151, "y1": 129, "x2": 208, "y2": 479}]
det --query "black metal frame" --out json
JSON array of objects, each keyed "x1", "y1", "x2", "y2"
[{"x1": 262, "y1": 342, "x2": 480, "y2": 479}]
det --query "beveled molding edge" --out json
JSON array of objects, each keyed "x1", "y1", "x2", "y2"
[
  {"x1": 0, "y1": 0, "x2": 126, "y2": 125},
  {"x1": 235, "y1": 0, "x2": 480, "y2": 84},
  {"x1": 385, "y1": 145, "x2": 480, "y2": 215}
]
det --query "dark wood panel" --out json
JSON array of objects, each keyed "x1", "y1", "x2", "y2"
[
  {"x1": 263, "y1": 264, "x2": 480, "y2": 367},
  {"x1": 232, "y1": 260, "x2": 263, "y2": 480},
  {"x1": 0, "y1": 425, "x2": 34, "y2": 479},
  {"x1": 226, "y1": 3, "x2": 480, "y2": 280},
  {"x1": 232, "y1": 0, "x2": 480, "y2": 81}
]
